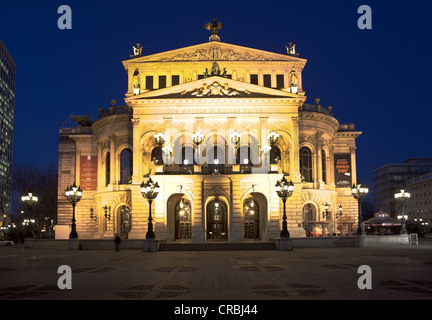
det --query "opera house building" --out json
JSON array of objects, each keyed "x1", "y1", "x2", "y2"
[{"x1": 56, "y1": 27, "x2": 362, "y2": 242}]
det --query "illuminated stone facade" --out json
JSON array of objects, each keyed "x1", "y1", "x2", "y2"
[{"x1": 56, "y1": 38, "x2": 362, "y2": 240}]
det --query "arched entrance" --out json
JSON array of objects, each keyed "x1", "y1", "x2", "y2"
[
  {"x1": 243, "y1": 197, "x2": 259, "y2": 239},
  {"x1": 207, "y1": 199, "x2": 228, "y2": 240},
  {"x1": 242, "y1": 192, "x2": 268, "y2": 240},
  {"x1": 117, "y1": 205, "x2": 132, "y2": 239},
  {"x1": 302, "y1": 203, "x2": 317, "y2": 237},
  {"x1": 175, "y1": 198, "x2": 192, "y2": 240},
  {"x1": 167, "y1": 193, "x2": 193, "y2": 241}
]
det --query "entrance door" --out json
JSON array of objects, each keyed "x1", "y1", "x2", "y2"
[
  {"x1": 243, "y1": 198, "x2": 259, "y2": 239},
  {"x1": 175, "y1": 198, "x2": 192, "y2": 239},
  {"x1": 207, "y1": 199, "x2": 227, "y2": 240},
  {"x1": 119, "y1": 205, "x2": 131, "y2": 239}
]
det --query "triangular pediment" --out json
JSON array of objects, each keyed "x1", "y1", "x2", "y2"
[
  {"x1": 123, "y1": 41, "x2": 306, "y2": 64},
  {"x1": 126, "y1": 76, "x2": 303, "y2": 101}
]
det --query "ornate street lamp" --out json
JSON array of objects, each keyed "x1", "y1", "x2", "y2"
[
  {"x1": 395, "y1": 189, "x2": 410, "y2": 234},
  {"x1": 351, "y1": 182, "x2": 369, "y2": 235},
  {"x1": 21, "y1": 192, "x2": 39, "y2": 238},
  {"x1": 230, "y1": 131, "x2": 241, "y2": 145},
  {"x1": 267, "y1": 131, "x2": 279, "y2": 145},
  {"x1": 275, "y1": 175, "x2": 294, "y2": 237},
  {"x1": 322, "y1": 202, "x2": 329, "y2": 220},
  {"x1": 337, "y1": 205, "x2": 343, "y2": 219},
  {"x1": 21, "y1": 192, "x2": 38, "y2": 214},
  {"x1": 154, "y1": 132, "x2": 166, "y2": 146},
  {"x1": 65, "y1": 182, "x2": 82, "y2": 239},
  {"x1": 141, "y1": 177, "x2": 160, "y2": 239},
  {"x1": 104, "y1": 205, "x2": 111, "y2": 221},
  {"x1": 192, "y1": 131, "x2": 204, "y2": 146}
]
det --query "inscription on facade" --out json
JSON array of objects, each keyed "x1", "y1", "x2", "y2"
[{"x1": 167, "y1": 107, "x2": 263, "y2": 114}]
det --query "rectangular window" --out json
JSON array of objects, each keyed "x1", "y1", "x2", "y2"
[
  {"x1": 250, "y1": 74, "x2": 258, "y2": 85},
  {"x1": 146, "y1": 76, "x2": 153, "y2": 90},
  {"x1": 172, "y1": 75, "x2": 180, "y2": 86},
  {"x1": 276, "y1": 74, "x2": 284, "y2": 88},
  {"x1": 159, "y1": 75, "x2": 166, "y2": 89},
  {"x1": 263, "y1": 74, "x2": 271, "y2": 88}
]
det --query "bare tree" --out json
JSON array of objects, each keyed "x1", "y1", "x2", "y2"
[{"x1": 12, "y1": 163, "x2": 58, "y2": 238}]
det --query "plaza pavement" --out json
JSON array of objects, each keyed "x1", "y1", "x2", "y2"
[{"x1": 1, "y1": 238, "x2": 432, "y2": 303}]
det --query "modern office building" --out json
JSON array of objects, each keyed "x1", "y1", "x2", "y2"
[
  {"x1": 0, "y1": 38, "x2": 16, "y2": 225},
  {"x1": 56, "y1": 23, "x2": 363, "y2": 240},
  {"x1": 373, "y1": 158, "x2": 432, "y2": 217},
  {"x1": 405, "y1": 172, "x2": 432, "y2": 233}
]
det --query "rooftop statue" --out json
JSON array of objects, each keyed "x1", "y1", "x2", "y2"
[{"x1": 205, "y1": 18, "x2": 223, "y2": 41}]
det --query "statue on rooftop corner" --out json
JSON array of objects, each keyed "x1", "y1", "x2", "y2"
[
  {"x1": 133, "y1": 43, "x2": 142, "y2": 56},
  {"x1": 205, "y1": 18, "x2": 223, "y2": 41},
  {"x1": 285, "y1": 42, "x2": 296, "y2": 55}
]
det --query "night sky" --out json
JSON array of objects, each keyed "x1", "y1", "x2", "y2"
[{"x1": 1, "y1": 0, "x2": 432, "y2": 193}]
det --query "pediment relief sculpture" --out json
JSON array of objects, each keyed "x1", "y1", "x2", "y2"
[
  {"x1": 182, "y1": 81, "x2": 248, "y2": 97},
  {"x1": 160, "y1": 46, "x2": 271, "y2": 62}
]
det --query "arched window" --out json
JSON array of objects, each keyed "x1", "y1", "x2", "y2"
[
  {"x1": 237, "y1": 146, "x2": 251, "y2": 165},
  {"x1": 105, "y1": 152, "x2": 110, "y2": 186},
  {"x1": 120, "y1": 148, "x2": 133, "y2": 184},
  {"x1": 181, "y1": 146, "x2": 195, "y2": 165},
  {"x1": 321, "y1": 149, "x2": 327, "y2": 184},
  {"x1": 270, "y1": 146, "x2": 281, "y2": 164},
  {"x1": 300, "y1": 146, "x2": 313, "y2": 182},
  {"x1": 151, "y1": 146, "x2": 163, "y2": 165}
]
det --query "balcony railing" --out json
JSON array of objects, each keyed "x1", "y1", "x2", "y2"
[{"x1": 155, "y1": 163, "x2": 278, "y2": 175}]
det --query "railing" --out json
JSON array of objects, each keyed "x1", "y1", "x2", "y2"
[{"x1": 155, "y1": 164, "x2": 275, "y2": 175}]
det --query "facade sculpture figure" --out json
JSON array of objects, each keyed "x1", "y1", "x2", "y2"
[
  {"x1": 133, "y1": 43, "x2": 142, "y2": 56},
  {"x1": 205, "y1": 18, "x2": 223, "y2": 41},
  {"x1": 290, "y1": 67, "x2": 298, "y2": 87},
  {"x1": 286, "y1": 42, "x2": 296, "y2": 55}
]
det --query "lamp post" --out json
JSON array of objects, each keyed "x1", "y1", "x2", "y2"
[
  {"x1": 154, "y1": 132, "x2": 166, "y2": 146},
  {"x1": 336, "y1": 205, "x2": 343, "y2": 236},
  {"x1": 192, "y1": 131, "x2": 204, "y2": 146},
  {"x1": 275, "y1": 175, "x2": 294, "y2": 238},
  {"x1": 267, "y1": 131, "x2": 279, "y2": 145},
  {"x1": 104, "y1": 205, "x2": 111, "y2": 221},
  {"x1": 65, "y1": 182, "x2": 82, "y2": 239},
  {"x1": 395, "y1": 189, "x2": 410, "y2": 234},
  {"x1": 21, "y1": 192, "x2": 38, "y2": 216},
  {"x1": 192, "y1": 130, "x2": 204, "y2": 165},
  {"x1": 351, "y1": 183, "x2": 369, "y2": 235},
  {"x1": 141, "y1": 177, "x2": 160, "y2": 239},
  {"x1": 21, "y1": 192, "x2": 38, "y2": 238}
]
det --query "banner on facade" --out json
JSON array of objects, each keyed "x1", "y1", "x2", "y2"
[
  {"x1": 334, "y1": 154, "x2": 352, "y2": 188},
  {"x1": 80, "y1": 155, "x2": 98, "y2": 190}
]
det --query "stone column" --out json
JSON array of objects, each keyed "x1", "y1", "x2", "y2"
[
  {"x1": 110, "y1": 137, "x2": 116, "y2": 186},
  {"x1": 132, "y1": 118, "x2": 141, "y2": 184},
  {"x1": 350, "y1": 146, "x2": 357, "y2": 184},
  {"x1": 316, "y1": 132, "x2": 323, "y2": 183},
  {"x1": 191, "y1": 178, "x2": 204, "y2": 242},
  {"x1": 75, "y1": 150, "x2": 81, "y2": 185},
  {"x1": 291, "y1": 117, "x2": 301, "y2": 182}
]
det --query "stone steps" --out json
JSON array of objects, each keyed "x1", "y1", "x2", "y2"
[{"x1": 159, "y1": 241, "x2": 277, "y2": 251}]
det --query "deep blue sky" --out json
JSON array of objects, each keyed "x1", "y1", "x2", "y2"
[{"x1": 1, "y1": 0, "x2": 432, "y2": 191}]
